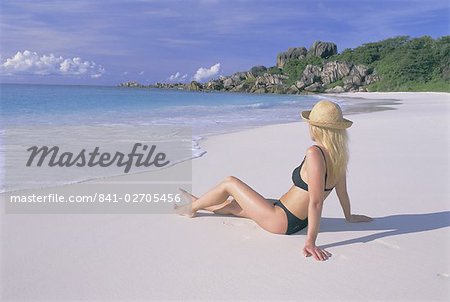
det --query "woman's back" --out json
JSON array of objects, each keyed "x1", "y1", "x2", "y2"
[{"x1": 280, "y1": 145, "x2": 339, "y2": 220}]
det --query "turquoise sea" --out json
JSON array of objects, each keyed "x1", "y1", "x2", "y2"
[
  {"x1": 0, "y1": 83, "x2": 354, "y2": 192},
  {"x1": 0, "y1": 83, "x2": 333, "y2": 133}
]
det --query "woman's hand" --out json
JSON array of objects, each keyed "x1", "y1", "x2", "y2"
[
  {"x1": 303, "y1": 243, "x2": 332, "y2": 261},
  {"x1": 346, "y1": 214, "x2": 372, "y2": 223}
]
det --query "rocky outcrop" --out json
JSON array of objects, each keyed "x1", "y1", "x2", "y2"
[
  {"x1": 307, "y1": 41, "x2": 337, "y2": 59},
  {"x1": 294, "y1": 81, "x2": 306, "y2": 90},
  {"x1": 301, "y1": 65, "x2": 322, "y2": 85},
  {"x1": 120, "y1": 40, "x2": 379, "y2": 94},
  {"x1": 325, "y1": 86, "x2": 345, "y2": 93},
  {"x1": 295, "y1": 62, "x2": 374, "y2": 93},
  {"x1": 364, "y1": 73, "x2": 380, "y2": 85},
  {"x1": 230, "y1": 82, "x2": 252, "y2": 92},
  {"x1": 119, "y1": 81, "x2": 144, "y2": 88},
  {"x1": 255, "y1": 73, "x2": 288, "y2": 86},
  {"x1": 304, "y1": 82, "x2": 324, "y2": 92},
  {"x1": 250, "y1": 65, "x2": 268, "y2": 76},
  {"x1": 276, "y1": 41, "x2": 337, "y2": 68},
  {"x1": 152, "y1": 82, "x2": 186, "y2": 89},
  {"x1": 342, "y1": 65, "x2": 369, "y2": 90},
  {"x1": 276, "y1": 47, "x2": 307, "y2": 68},
  {"x1": 204, "y1": 80, "x2": 223, "y2": 90},
  {"x1": 188, "y1": 81, "x2": 203, "y2": 91},
  {"x1": 218, "y1": 71, "x2": 252, "y2": 91},
  {"x1": 320, "y1": 61, "x2": 353, "y2": 84}
]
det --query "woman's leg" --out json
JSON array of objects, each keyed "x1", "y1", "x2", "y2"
[
  {"x1": 211, "y1": 199, "x2": 248, "y2": 217},
  {"x1": 178, "y1": 176, "x2": 285, "y2": 233},
  {"x1": 179, "y1": 188, "x2": 246, "y2": 216},
  {"x1": 179, "y1": 188, "x2": 247, "y2": 217}
]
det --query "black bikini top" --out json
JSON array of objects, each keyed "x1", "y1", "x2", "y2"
[{"x1": 292, "y1": 145, "x2": 334, "y2": 192}]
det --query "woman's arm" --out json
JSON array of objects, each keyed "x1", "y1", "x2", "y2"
[
  {"x1": 335, "y1": 172, "x2": 351, "y2": 220},
  {"x1": 336, "y1": 172, "x2": 372, "y2": 223},
  {"x1": 303, "y1": 147, "x2": 331, "y2": 261}
]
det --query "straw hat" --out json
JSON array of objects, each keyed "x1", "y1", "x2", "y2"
[{"x1": 301, "y1": 100, "x2": 353, "y2": 129}]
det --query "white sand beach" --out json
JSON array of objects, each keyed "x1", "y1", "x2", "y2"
[{"x1": 1, "y1": 92, "x2": 449, "y2": 301}]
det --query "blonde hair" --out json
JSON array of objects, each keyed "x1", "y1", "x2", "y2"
[{"x1": 310, "y1": 124, "x2": 349, "y2": 180}]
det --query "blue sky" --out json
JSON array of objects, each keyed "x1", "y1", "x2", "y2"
[{"x1": 0, "y1": 0, "x2": 448, "y2": 85}]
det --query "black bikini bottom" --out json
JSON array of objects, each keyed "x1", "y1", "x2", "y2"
[{"x1": 269, "y1": 198, "x2": 308, "y2": 235}]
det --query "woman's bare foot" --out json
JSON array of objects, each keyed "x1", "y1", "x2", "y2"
[{"x1": 174, "y1": 188, "x2": 197, "y2": 217}]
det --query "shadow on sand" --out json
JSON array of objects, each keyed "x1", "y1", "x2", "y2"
[
  {"x1": 316, "y1": 211, "x2": 450, "y2": 249},
  {"x1": 196, "y1": 211, "x2": 450, "y2": 249}
]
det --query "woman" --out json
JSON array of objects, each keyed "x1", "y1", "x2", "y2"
[{"x1": 176, "y1": 100, "x2": 372, "y2": 261}]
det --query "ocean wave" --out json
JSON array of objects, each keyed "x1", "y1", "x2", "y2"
[
  {"x1": 280, "y1": 100, "x2": 302, "y2": 105},
  {"x1": 239, "y1": 102, "x2": 274, "y2": 109}
]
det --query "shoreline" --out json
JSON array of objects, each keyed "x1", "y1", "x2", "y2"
[
  {"x1": 0, "y1": 91, "x2": 409, "y2": 194},
  {"x1": 196, "y1": 91, "x2": 435, "y2": 143},
  {"x1": 1, "y1": 92, "x2": 446, "y2": 194}
]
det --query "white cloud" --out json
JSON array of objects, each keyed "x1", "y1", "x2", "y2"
[
  {"x1": 0, "y1": 50, "x2": 105, "y2": 78},
  {"x1": 90, "y1": 73, "x2": 103, "y2": 79},
  {"x1": 139, "y1": 71, "x2": 145, "y2": 75},
  {"x1": 168, "y1": 71, "x2": 188, "y2": 82},
  {"x1": 193, "y1": 63, "x2": 221, "y2": 82}
]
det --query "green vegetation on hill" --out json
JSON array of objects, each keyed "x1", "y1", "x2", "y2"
[
  {"x1": 237, "y1": 36, "x2": 449, "y2": 92},
  {"x1": 275, "y1": 35, "x2": 449, "y2": 92},
  {"x1": 125, "y1": 35, "x2": 449, "y2": 94},
  {"x1": 266, "y1": 66, "x2": 283, "y2": 75},
  {"x1": 328, "y1": 35, "x2": 449, "y2": 92}
]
